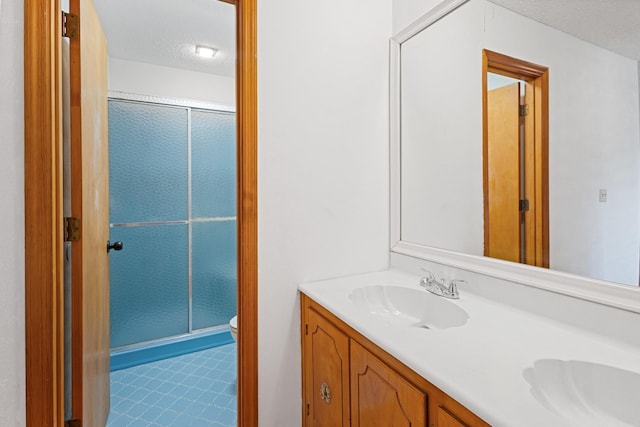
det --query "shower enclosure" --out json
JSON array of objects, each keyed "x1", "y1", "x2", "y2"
[{"x1": 108, "y1": 96, "x2": 236, "y2": 362}]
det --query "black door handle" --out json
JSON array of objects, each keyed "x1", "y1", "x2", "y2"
[{"x1": 107, "y1": 240, "x2": 124, "y2": 253}]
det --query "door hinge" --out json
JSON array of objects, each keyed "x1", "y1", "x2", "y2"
[
  {"x1": 306, "y1": 403, "x2": 310, "y2": 416},
  {"x1": 519, "y1": 199, "x2": 530, "y2": 212},
  {"x1": 64, "y1": 217, "x2": 81, "y2": 241},
  {"x1": 62, "y1": 11, "x2": 79, "y2": 38},
  {"x1": 519, "y1": 104, "x2": 529, "y2": 117},
  {"x1": 305, "y1": 324, "x2": 308, "y2": 335},
  {"x1": 65, "y1": 419, "x2": 81, "y2": 427}
]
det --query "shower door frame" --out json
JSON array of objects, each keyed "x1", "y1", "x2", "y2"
[{"x1": 23, "y1": 0, "x2": 258, "y2": 425}]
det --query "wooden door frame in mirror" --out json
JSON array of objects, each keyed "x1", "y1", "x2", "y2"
[
  {"x1": 481, "y1": 49, "x2": 549, "y2": 268},
  {"x1": 24, "y1": 0, "x2": 258, "y2": 425}
]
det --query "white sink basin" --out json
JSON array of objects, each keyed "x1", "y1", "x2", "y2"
[
  {"x1": 523, "y1": 359, "x2": 640, "y2": 426},
  {"x1": 349, "y1": 285, "x2": 468, "y2": 329}
]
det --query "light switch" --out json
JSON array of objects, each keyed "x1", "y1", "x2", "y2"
[{"x1": 599, "y1": 189, "x2": 607, "y2": 203}]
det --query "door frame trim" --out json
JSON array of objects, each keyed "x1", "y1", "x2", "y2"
[
  {"x1": 482, "y1": 49, "x2": 549, "y2": 268},
  {"x1": 24, "y1": 0, "x2": 65, "y2": 424},
  {"x1": 23, "y1": 0, "x2": 258, "y2": 425},
  {"x1": 235, "y1": 0, "x2": 259, "y2": 426}
]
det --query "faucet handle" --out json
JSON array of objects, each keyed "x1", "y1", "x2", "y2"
[
  {"x1": 419, "y1": 269, "x2": 435, "y2": 287},
  {"x1": 420, "y1": 268, "x2": 434, "y2": 278},
  {"x1": 446, "y1": 280, "x2": 464, "y2": 299}
]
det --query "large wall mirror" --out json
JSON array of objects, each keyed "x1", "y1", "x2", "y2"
[{"x1": 390, "y1": 0, "x2": 640, "y2": 310}]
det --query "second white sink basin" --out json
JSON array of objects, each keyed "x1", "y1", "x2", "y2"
[
  {"x1": 349, "y1": 285, "x2": 468, "y2": 329},
  {"x1": 524, "y1": 359, "x2": 640, "y2": 426}
]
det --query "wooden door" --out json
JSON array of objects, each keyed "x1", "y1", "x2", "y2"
[
  {"x1": 303, "y1": 307, "x2": 350, "y2": 427},
  {"x1": 69, "y1": 0, "x2": 111, "y2": 425},
  {"x1": 486, "y1": 82, "x2": 521, "y2": 263},
  {"x1": 350, "y1": 340, "x2": 426, "y2": 427}
]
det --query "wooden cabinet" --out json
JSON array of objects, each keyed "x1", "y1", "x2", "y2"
[{"x1": 301, "y1": 294, "x2": 490, "y2": 427}]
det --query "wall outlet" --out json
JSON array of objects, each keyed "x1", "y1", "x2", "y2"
[{"x1": 599, "y1": 189, "x2": 607, "y2": 203}]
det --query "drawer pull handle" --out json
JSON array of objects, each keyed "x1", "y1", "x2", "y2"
[{"x1": 320, "y1": 382, "x2": 331, "y2": 404}]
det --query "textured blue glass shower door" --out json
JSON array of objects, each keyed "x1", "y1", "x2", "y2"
[
  {"x1": 191, "y1": 110, "x2": 237, "y2": 330},
  {"x1": 109, "y1": 99, "x2": 236, "y2": 349}
]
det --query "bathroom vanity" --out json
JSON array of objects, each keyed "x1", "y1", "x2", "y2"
[
  {"x1": 301, "y1": 292, "x2": 487, "y2": 427},
  {"x1": 299, "y1": 270, "x2": 640, "y2": 427},
  {"x1": 301, "y1": 0, "x2": 640, "y2": 425}
]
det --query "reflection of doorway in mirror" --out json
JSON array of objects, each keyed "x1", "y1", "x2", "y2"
[{"x1": 482, "y1": 50, "x2": 549, "y2": 268}]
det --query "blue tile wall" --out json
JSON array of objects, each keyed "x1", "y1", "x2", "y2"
[{"x1": 191, "y1": 110, "x2": 236, "y2": 219}]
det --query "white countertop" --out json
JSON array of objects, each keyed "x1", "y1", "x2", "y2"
[{"x1": 299, "y1": 269, "x2": 640, "y2": 427}]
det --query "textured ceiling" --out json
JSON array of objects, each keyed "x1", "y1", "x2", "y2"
[
  {"x1": 93, "y1": 0, "x2": 639, "y2": 79},
  {"x1": 94, "y1": 0, "x2": 235, "y2": 77},
  {"x1": 488, "y1": 0, "x2": 640, "y2": 61}
]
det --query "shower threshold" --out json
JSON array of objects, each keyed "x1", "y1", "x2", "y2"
[{"x1": 110, "y1": 325, "x2": 233, "y2": 371}]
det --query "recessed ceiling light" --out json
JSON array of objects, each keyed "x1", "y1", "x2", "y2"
[{"x1": 195, "y1": 45, "x2": 217, "y2": 58}]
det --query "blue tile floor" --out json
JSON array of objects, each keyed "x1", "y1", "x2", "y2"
[{"x1": 106, "y1": 343, "x2": 237, "y2": 427}]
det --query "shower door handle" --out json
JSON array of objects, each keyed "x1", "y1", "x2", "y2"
[{"x1": 107, "y1": 240, "x2": 124, "y2": 253}]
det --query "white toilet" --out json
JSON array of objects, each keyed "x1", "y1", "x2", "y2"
[{"x1": 229, "y1": 315, "x2": 238, "y2": 342}]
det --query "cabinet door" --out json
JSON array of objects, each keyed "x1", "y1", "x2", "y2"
[
  {"x1": 351, "y1": 340, "x2": 427, "y2": 427},
  {"x1": 303, "y1": 308, "x2": 350, "y2": 427}
]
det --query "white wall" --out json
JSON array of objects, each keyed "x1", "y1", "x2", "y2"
[
  {"x1": 257, "y1": 0, "x2": 391, "y2": 424},
  {"x1": 398, "y1": 0, "x2": 640, "y2": 285},
  {"x1": 0, "y1": 0, "x2": 26, "y2": 425},
  {"x1": 393, "y1": 0, "x2": 443, "y2": 34},
  {"x1": 108, "y1": 57, "x2": 235, "y2": 107}
]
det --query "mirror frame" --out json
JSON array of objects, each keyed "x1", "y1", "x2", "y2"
[{"x1": 389, "y1": 0, "x2": 640, "y2": 314}]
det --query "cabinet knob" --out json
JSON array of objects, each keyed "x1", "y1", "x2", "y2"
[{"x1": 320, "y1": 382, "x2": 331, "y2": 404}]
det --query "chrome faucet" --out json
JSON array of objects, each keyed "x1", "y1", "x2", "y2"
[{"x1": 419, "y1": 270, "x2": 463, "y2": 299}]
